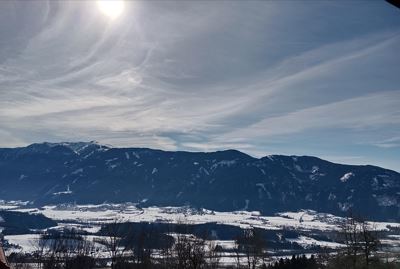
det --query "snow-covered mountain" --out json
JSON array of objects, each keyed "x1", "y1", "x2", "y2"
[{"x1": 0, "y1": 142, "x2": 399, "y2": 221}]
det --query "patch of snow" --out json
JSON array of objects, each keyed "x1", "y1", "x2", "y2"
[
  {"x1": 287, "y1": 236, "x2": 344, "y2": 249},
  {"x1": 5, "y1": 234, "x2": 41, "y2": 253},
  {"x1": 52, "y1": 223, "x2": 102, "y2": 234},
  {"x1": 199, "y1": 167, "x2": 210, "y2": 176},
  {"x1": 378, "y1": 174, "x2": 390, "y2": 178},
  {"x1": 243, "y1": 199, "x2": 250, "y2": 211},
  {"x1": 125, "y1": 152, "x2": 130, "y2": 160},
  {"x1": 83, "y1": 151, "x2": 95, "y2": 159},
  {"x1": 260, "y1": 168, "x2": 266, "y2": 175},
  {"x1": 211, "y1": 160, "x2": 237, "y2": 170},
  {"x1": 388, "y1": 235, "x2": 400, "y2": 239},
  {"x1": 0, "y1": 200, "x2": 30, "y2": 208},
  {"x1": 71, "y1": 168, "x2": 83, "y2": 175},
  {"x1": 277, "y1": 233, "x2": 283, "y2": 241},
  {"x1": 211, "y1": 240, "x2": 236, "y2": 250},
  {"x1": 105, "y1": 158, "x2": 118, "y2": 164},
  {"x1": 265, "y1": 155, "x2": 274, "y2": 161},
  {"x1": 372, "y1": 177, "x2": 379, "y2": 188},
  {"x1": 294, "y1": 165, "x2": 303, "y2": 172},
  {"x1": 376, "y1": 195, "x2": 397, "y2": 207},
  {"x1": 152, "y1": 168, "x2": 158, "y2": 174},
  {"x1": 3, "y1": 201, "x2": 399, "y2": 237},
  {"x1": 256, "y1": 183, "x2": 266, "y2": 192},
  {"x1": 328, "y1": 193, "x2": 336, "y2": 201},
  {"x1": 311, "y1": 166, "x2": 319, "y2": 173},
  {"x1": 340, "y1": 172, "x2": 354, "y2": 182},
  {"x1": 338, "y1": 202, "x2": 352, "y2": 212},
  {"x1": 309, "y1": 166, "x2": 325, "y2": 181},
  {"x1": 53, "y1": 185, "x2": 72, "y2": 196},
  {"x1": 131, "y1": 152, "x2": 140, "y2": 159},
  {"x1": 19, "y1": 174, "x2": 28, "y2": 180}
]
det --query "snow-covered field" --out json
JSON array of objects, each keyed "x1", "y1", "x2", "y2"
[
  {"x1": 287, "y1": 236, "x2": 344, "y2": 249},
  {"x1": 4, "y1": 234, "x2": 41, "y2": 253},
  {"x1": 3, "y1": 201, "x2": 399, "y2": 232},
  {"x1": 1, "y1": 200, "x2": 400, "y2": 255}
]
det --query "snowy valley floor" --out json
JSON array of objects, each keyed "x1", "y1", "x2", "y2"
[{"x1": 1, "y1": 200, "x2": 399, "y2": 265}]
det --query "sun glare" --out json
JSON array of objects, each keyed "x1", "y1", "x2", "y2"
[{"x1": 97, "y1": 0, "x2": 125, "y2": 20}]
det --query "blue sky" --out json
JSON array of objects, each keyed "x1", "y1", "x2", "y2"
[{"x1": 0, "y1": 1, "x2": 399, "y2": 171}]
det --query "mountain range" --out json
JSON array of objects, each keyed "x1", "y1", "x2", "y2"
[{"x1": 0, "y1": 142, "x2": 398, "y2": 221}]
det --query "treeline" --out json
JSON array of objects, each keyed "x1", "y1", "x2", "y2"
[
  {"x1": 0, "y1": 211, "x2": 56, "y2": 235},
  {"x1": 267, "y1": 255, "x2": 318, "y2": 269}
]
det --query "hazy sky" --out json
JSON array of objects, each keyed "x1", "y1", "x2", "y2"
[{"x1": 0, "y1": 1, "x2": 399, "y2": 171}]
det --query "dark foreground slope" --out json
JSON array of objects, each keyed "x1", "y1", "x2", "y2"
[{"x1": 0, "y1": 142, "x2": 399, "y2": 221}]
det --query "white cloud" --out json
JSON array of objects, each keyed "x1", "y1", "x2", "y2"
[{"x1": 219, "y1": 91, "x2": 400, "y2": 141}]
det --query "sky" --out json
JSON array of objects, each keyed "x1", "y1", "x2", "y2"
[{"x1": 0, "y1": 1, "x2": 399, "y2": 171}]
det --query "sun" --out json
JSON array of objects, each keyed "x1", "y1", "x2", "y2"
[{"x1": 96, "y1": 0, "x2": 125, "y2": 20}]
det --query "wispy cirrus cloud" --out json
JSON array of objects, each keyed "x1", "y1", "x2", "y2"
[
  {"x1": 372, "y1": 137, "x2": 400, "y2": 149},
  {"x1": 0, "y1": 1, "x2": 399, "y2": 170}
]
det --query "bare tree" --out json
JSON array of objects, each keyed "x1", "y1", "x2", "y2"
[
  {"x1": 341, "y1": 215, "x2": 361, "y2": 269},
  {"x1": 134, "y1": 226, "x2": 153, "y2": 267},
  {"x1": 188, "y1": 236, "x2": 206, "y2": 269},
  {"x1": 64, "y1": 229, "x2": 97, "y2": 269},
  {"x1": 7, "y1": 252, "x2": 34, "y2": 269},
  {"x1": 173, "y1": 232, "x2": 208, "y2": 269},
  {"x1": 234, "y1": 236, "x2": 242, "y2": 269},
  {"x1": 96, "y1": 220, "x2": 132, "y2": 269},
  {"x1": 235, "y1": 228, "x2": 267, "y2": 269},
  {"x1": 360, "y1": 221, "x2": 380, "y2": 268},
  {"x1": 339, "y1": 213, "x2": 380, "y2": 269},
  {"x1": 34, "y1": 228, "x2": 97, "y2": 269},
  {"x1": 160, "y1": 222, "x2": 174, "y2": 269},
  {"x1": 32, "y1": 231, "x2": 48, "y2": 269},
  {"x1": 174, "y1": 234, "x2": 192, "y2": 269},
  {"x1": 206, "y1": 241, "x2": 221, "y2": 269}
]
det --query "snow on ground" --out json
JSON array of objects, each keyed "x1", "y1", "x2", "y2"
[
  {"x1": 277, "y1": 211, "x2": 342, "y2": 224},
  {"x1": 50, "y1": 223, "x2": 102, "y2": 234},
  {"x1": 380, "y1": 239, "x2": 400, "y2": 247},
  {"x1": 212, "y1": 240, "x2": 236, "y2": 250},
  {"x1": 1, "y1": 202, "x2": 400, "y2": 261},
  {"x1": 0, "y1": 200, "x2": 30, "y2": 210},
  {"x1": 2, "y1": 201, "x2": 400, "y2": 256},
  {"x1": 5, "y1": 234, "x2": 110, "y2": 257},
  {"x1": 340, "y1": 172, "x2": 354, "y2": 182},
  {"x1": 5, "y1": 234, "x2": 41, "y2": 253},
  {"x1": 287, "y1": 236, "x2": 344, "y2": 249},
  {"x1": 366, "y1": 220, "x2": 400, "y2": 231},
  {"x1": 388, "y1": 235, "x2": 400, "y2": 239},
  {"x1": 216, "y1": 252, "x2": 320, "y2": 267},
  {"x1": 6, "y1": 203, "x2": 400, "y2": 233},
  {"x1": 17, "y1": 205, "x2": 338, "y2": 231}
]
